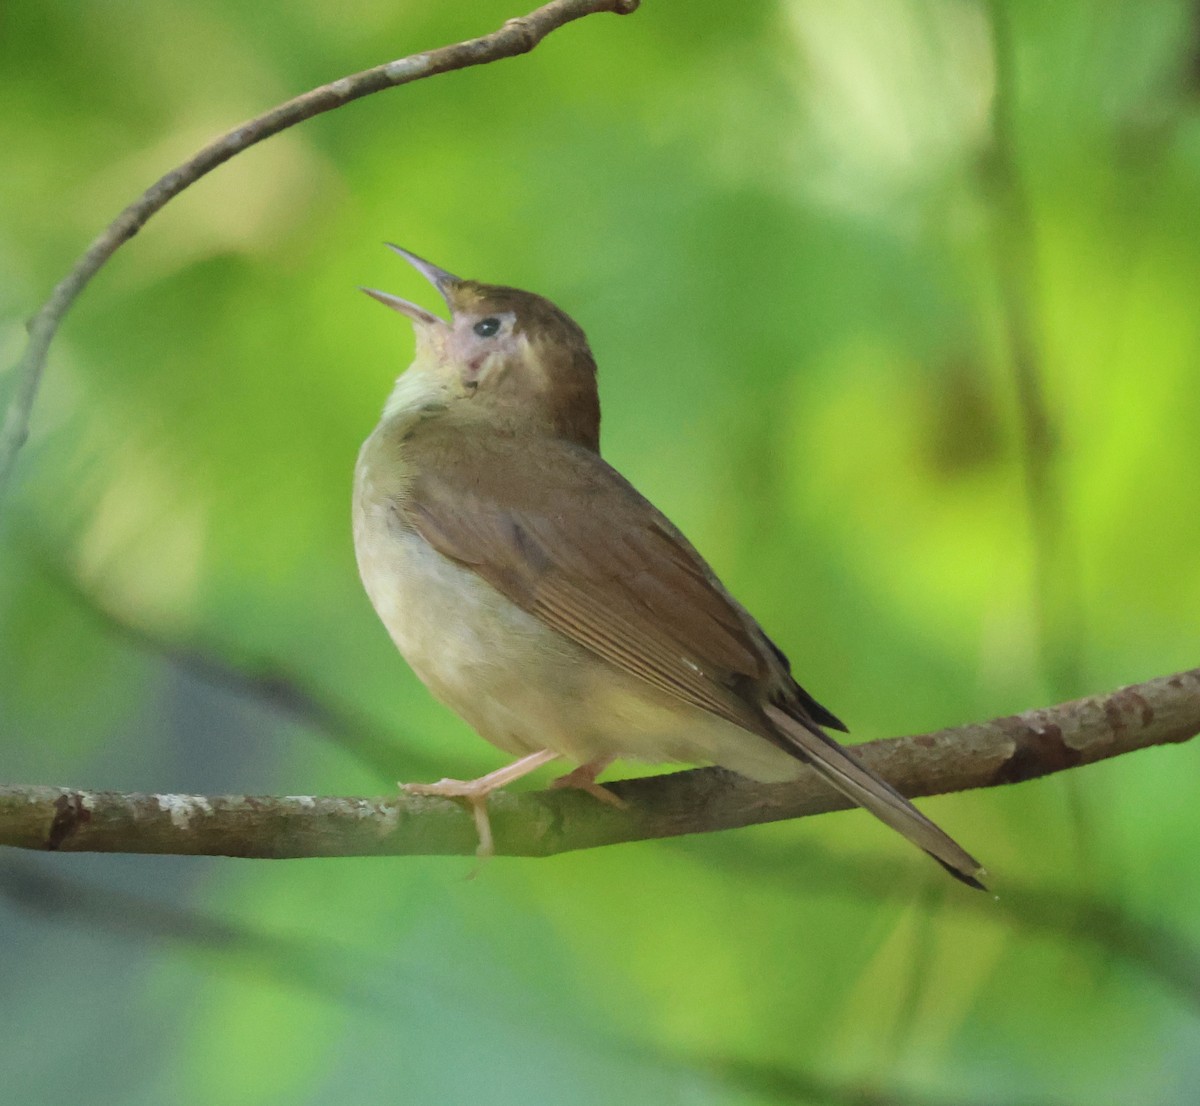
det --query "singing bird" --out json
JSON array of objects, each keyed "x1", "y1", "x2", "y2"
[{"x1": 353, "y1": 245, "x2": 984, "y2": 887}]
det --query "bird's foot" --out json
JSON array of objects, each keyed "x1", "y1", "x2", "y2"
[
  {"x1": 402, "y1": 777, "x2": 486, "y2": 799},
  {"x1": 551, "y1": 757, "x2": 626, "y2": 809},
  {"x1": 399, "y1": 749, "x2": 561, "y2": 858},
  {"x1": 401, "y1": 779, "x2": 497, "y2": 858}
]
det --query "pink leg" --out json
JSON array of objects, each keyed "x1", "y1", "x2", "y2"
[
  {"x1": 551, "y1": 755, "x2": 626, "y2": 808},
  {"x1": 401, "y1": 749, "x2": 561, "y2": 857}
]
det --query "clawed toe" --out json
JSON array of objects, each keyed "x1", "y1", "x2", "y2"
[
  {"x1": 397, "y1": 751, "x2": 562, "y2": 860},
  {"x1": 401, "y1": 778, "x2": 484, "y2": 800},
  {"x1": 399, "y1": 780, "x2": 494, "y2": 856},
  {"x1": 552, "y1": 761, "x2": 626, "y2": 809}
]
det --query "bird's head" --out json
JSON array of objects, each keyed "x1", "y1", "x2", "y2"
[{"x1": 363, "y1": 245, "x2": 600, "y2": 451}]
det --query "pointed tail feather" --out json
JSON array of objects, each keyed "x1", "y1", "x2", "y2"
[{"x1": 763, "y1": 705, "x2": 986, "y2": 889}]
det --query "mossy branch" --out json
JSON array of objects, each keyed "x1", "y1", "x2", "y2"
[{"x1": 2, "y1": 667, "x2": 1195, "y2": 861}]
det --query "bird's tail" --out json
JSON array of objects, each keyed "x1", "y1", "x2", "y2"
[{"x1": 763, "y1": 704, "x2": 986, "y2": 889}]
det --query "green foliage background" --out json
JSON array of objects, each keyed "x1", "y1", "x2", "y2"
[{"x1": 2, "y1": 1, "x2": 1199, "y2": 1102}]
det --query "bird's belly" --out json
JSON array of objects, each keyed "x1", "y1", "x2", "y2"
[
  {"x1": 354, "y1": 501, "x2": 803, "y2": 779},
  {"x1": 355, "y1": 505, "x2": 591, "y2": 756}
]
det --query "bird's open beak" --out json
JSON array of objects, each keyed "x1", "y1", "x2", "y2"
[{"x1": 360, "y1": 244, "x2": 460, "y2": 328}]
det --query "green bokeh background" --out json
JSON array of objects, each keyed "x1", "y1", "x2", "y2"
[{"x1": 3, "y1": 1, "x2": 1199, "y2": 1103}]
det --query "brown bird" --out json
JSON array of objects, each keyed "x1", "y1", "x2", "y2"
[{"x1": 353, "y1": 245, "x2": 984, "y2": 887}]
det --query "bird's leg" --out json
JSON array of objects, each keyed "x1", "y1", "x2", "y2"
[
  {"x1": 551, "y1": 755, "x2": 625, "y2": 808},
  {"x1": 400, "y1": 748, "x2": 561, "y2": 857}
]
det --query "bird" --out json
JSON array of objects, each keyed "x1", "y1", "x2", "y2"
[{"x1": 352, "y1": 244, "x2": 984, "y2": 888}]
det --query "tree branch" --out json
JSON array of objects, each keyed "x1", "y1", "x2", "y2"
[
  {"x1": 0, "y1": 857, "x2": 389, "y2": 1010},
  {"x1": 26, "y1": 535, "x2": 423, "y2": 783},
  {"x1": 0, "y1": 0, "x2": 639, "y2": 501},
  {"x1": 2, "y1": 667, "x2": 1195, "y2": 860}
]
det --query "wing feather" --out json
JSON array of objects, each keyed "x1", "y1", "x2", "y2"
[{"x1": 400, "y1": 434, "x2": 787, "y2": 732}]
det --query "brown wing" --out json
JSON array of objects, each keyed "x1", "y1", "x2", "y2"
[{"x1": 400, "y1": 432, "x2": 801, "y2": 736}]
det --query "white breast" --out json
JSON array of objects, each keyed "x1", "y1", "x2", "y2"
[{"x1": 353, "y1": 439, "x2": 585, "y2": 757}]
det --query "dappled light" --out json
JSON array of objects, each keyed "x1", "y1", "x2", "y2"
[{"x1": 2, "y1": 1, "x2": 1199, "y2": 1103}]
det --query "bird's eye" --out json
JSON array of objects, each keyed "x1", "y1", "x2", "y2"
[{"x1": 473, "y1": 317, "x2": 501, "y2": 338}]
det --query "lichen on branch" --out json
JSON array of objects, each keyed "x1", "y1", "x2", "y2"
[{"x1": 1, "y1": 667, "x2": 1195, "y2": 862}]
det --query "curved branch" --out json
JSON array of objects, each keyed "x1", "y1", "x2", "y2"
[
  {"x1": 0, "y1": 0, "x2": 639, "y2": 500},
  {"x1": 1, "y1": 667, "x2": 1195, "y2": 860}
]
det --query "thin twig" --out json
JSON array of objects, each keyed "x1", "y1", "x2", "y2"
[
  {"x1": 984, "y1": 2, "x2": 1085, "y2": 700},
  {"x1": 695, "y1": 838, "x2": 1200, "y2": 1014},
  {"x1": 985, "y1": 2, "x2": 1097, "y2": 879},
  {"x1": 0, "y1": 0, "x2": 639, "y2": 501},
  {"x1": 1, "y1": 666, "x2": 1194, "y2": 860},
  {"x1": 712, "y1": 1055, "x2": 1077, "y2": 1106}
]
